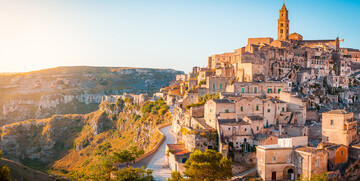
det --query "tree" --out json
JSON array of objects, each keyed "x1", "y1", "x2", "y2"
[
  {"x1": 168, "y1": 171, "x2": 183, "y2": 181},
  {"x1": 111, "y1": 146, "x2": 144, "y2": 164},
  {"x1": 113, "y1": 166, "x2": 153, "y2": 181},
  {"x1": 184, "y1": 149, "x2": 232, "y2": 181},
  {"x1": 0, "y1": 150, "x2": 11, "y2": 181},
  {"x1": 297, "y1": 172, "x2": 328, "y2": 181},
  {"x1": 116, "y1": 98, "x2": 125, "y2": 112}
]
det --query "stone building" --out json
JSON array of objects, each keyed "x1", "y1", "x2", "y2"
[
  {"x1": 322, "y1": 109, "x2": 358, "y2": 146},
  {"x1": 219, "y1": 119, "x2": 253, "y2": 151},
  {"x1": 204, "y1": 99, "x2": 235, "y2": 129},
  {"x1": 256, "y1": 136, "x2": 308, "y2": 181},
  {"x1": 293, "y1": 147, "x2": 328, "y2": 179}
]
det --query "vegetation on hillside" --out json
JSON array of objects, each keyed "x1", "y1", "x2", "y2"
[
  {"x1": 47, "y1": 98, "x2": 171, "y2": 180},
  {"x1": 185, "y1": 93, "x2": 220, "y2": 109},
  {"x1": 0, "y1": 150, "x2": 12, "y2": 181}
]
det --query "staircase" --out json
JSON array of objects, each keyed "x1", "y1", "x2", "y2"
[{"x1": 231, "y1": 168, "x2": 257, "y2": 180}]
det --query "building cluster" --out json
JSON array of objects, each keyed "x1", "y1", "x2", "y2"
[{"x1": 152, "y1": 3, "x2": 360, "y2": 180}]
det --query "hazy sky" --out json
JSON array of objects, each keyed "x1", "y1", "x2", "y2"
[{"x1": 0, "y1": 0, "x2": 359, "y2": 73}]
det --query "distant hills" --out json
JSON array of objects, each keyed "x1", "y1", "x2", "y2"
[{"x1": 0, "y1": 66, "x2": 183, "y2": 125}]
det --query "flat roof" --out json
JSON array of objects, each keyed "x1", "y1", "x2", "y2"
[{"x1": 257, "y1": 144, "x2": 292, "y2": 150}]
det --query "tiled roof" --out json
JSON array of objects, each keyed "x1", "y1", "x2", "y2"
[{"x1": 167, "y1": 144, "x2": 191, "y2": 155}]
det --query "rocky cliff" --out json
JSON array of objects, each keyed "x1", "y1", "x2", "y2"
[
  {"x1": 0, "y1": 66, "x2": 182, "y2": 125},
  {"x1": 0, "y1": 99, "x2": 171, "y2": 179}
]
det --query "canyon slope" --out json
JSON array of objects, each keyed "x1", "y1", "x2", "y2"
[
  {"x1": 0, "y1": 99, "x2": 171, "y2": 180},
  {"x1": 0, "y1": 66, "x2": 182, "y2": 126}
]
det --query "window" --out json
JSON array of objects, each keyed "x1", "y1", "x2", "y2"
[
  {"x1": 267, "y1": 88, "x2": 272, "y2": 93},
  {"x1": 281, "y1": 23, "x2": 283, "y2": 27},
  {"x1": 245, "y1": 128, "x2": 247, "y2": 131},
  {"x1": 254, "y1": 87, "x2": 258, "y2": 93},
  {"x1": 225, "y1": 109, "x2": 229, "y2": 113},
  {"x1": 257, "y1": 126, "x2": 259, "y2": 131},
  {"x1": 278, "y1": 88, "x2": 281, "y2": 93},
  {"x1": 228, "y1": 127, "x2": 231, "y2": 130},
  {"x1": 219, "y1": 84, "x2": 222, "y2": 89},
  {"x1": 244, "y1": 138, "x2": 247, "y2": 142},
  {"x1": 280, "y1": 29, "x2": 283, "y2": 34},
  {"x1": 213, "y1": 84, "x2": 215, "y2": 89},
  {"x1": 282, "y1": 107, "x2": 285, "y2": 112},
  {"x1": 287, "y1": 154, "x2": 291, "y2": 162},
  {"x1": 267, "y1": 109, "x2": 271, "y2": 113},
  {"x1": 330, "y1": 120, "x2": 334, "y2": 125},
  {"x1": 341, "y1": 151, "x2": 343, "y2": 155},
  {"x1": 276, "y1": 119, "x2": 279, "y2": 124},
  {"x1": 256, "y1": 105, "x2": 259, "y2": 111},
  {"x1": 299, "y1": 157, "x2": 302, "y2": 163},
  {"x1": 272, "y1": 156, "x2": 276, "y2": 161},
  {"x1": 241, "y1": 106, "x2": 243, "y2": 111},
  {"x1": 241, "y1": 88, "x2": 245, "y2": 93},
  {"x1": 315, "y1": 159, "x2": 319, "y2": 168},
  {"x1": 210, "y1": 109, "x2": 212, "y2": 113}
]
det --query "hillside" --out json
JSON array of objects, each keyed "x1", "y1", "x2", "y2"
[
  {"x1": 0, "y1": 66, "x2": 182, "y2": 126},
  {"x1": 0, "y1": 98, "x2": 171, "y2": 180},
  {"x1": 0, "y1": 158, "x2": 54, "y2": 181}
]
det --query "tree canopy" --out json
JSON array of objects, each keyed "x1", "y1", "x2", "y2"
[{"x1": 181, "y1": 149, "x2": 232, "y2": 181}]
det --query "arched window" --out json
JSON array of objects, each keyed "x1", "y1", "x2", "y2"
[{"x1": 280, "y1": 29, "x2": 283, "y2": 34}]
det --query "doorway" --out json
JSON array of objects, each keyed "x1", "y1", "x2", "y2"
[
  {"x1": 287, "y1": 169, "x2": 294, "y2": 180},
  {"x1": 272, "y1": 171, "x2": 276, "y2": 180}
]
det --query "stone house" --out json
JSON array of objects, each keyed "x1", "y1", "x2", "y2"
[
  {"x1": 243, "y1": 115, "x2": 264, "y2": 134},
  {"x1": 293, "y1": 147, "x2": 328, "y2": 179},
  {"x1": 256, "y1": 136, "x2": 310, "y2": 181},
  {"x1": 256, "y1": 144, "x2": 295, "y2": 180},
  {"x1": 219, "y1": 119, "x2": 253, "y2": 151},
  {"x1": 204, "y1": 99, "x2": 235, "y2": 129},
  {"x1": 322, "y1": 109, "x2": 358, "y2": 146},
  {"x1": 318, "y1": 143, "x2": 349, "y2": 169},
  {"x1": 206, "y1": 76, "x2": 232, "y2": 94},
  {"x1": 165, "y1": 144, "x2": 191, "y2": 173}
]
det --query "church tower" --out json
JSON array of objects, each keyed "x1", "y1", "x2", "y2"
[{"x1": 278, "y1": 2, "x2": 289, "y2": 41}]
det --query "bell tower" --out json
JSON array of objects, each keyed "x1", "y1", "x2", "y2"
[{"x1": 278, "y1": 1, "x2": 289, "y2": 41}]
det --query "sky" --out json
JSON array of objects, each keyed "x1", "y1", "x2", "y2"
[{"x1": 0, "y1": 0, "x2": 359, "y2": 73}]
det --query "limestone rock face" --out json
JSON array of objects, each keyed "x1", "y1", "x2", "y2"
[{"x1": 0, "y1": 114, "x2": 84, "y2": 162}]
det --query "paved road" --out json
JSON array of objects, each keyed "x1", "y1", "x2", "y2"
[{"x1": 144, "y1": 125, "x2": 176, "y2": 181}]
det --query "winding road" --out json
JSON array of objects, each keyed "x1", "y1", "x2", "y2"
[
  {"x1": 133, "y1": 125, "x2": 176, "y2": 180},
  {"x1": 147, "y1": 125, "x2": 176, "y2": 180}
]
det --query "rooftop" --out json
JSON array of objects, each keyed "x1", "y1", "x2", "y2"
[
  {"x1": 269, "y1": 98, "x2": 287, "y2": 104},
  {"x1": 295, "y1": 146, "x2": 320, "y2": 153},
  {"x1": 167, "y1": 144, "x2": 191, "y2": 155},
  {"x1": 212, "y1": 99, "x2": 234, "y2": 104},
  {"x1": 325, "y1": 109, "x2": 349, "y2": 115},
  {"x1": 218, "y1": 119, "x2": 250, "y2": 125},
  {"x1": 257, "y1": 144, "x2": 292, "y2": 149},
  {"x1": 246, "y1": 115, "x2": 264, "y2": 121}
]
